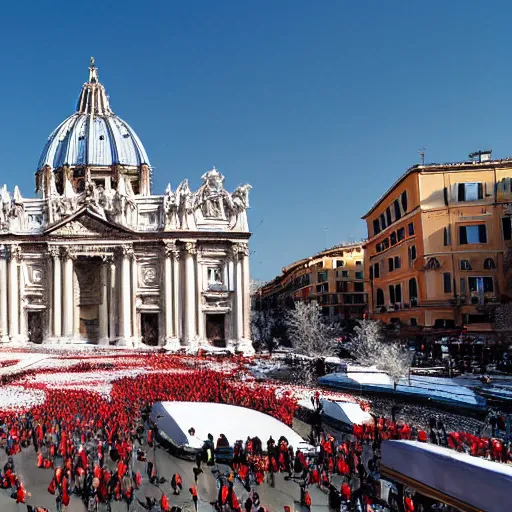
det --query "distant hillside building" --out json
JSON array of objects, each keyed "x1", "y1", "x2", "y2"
[{"x1": 254, "y1": 243, "x2": 367, "y2": 319}]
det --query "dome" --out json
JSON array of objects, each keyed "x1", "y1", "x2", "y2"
[{"x1": 38, "y1": 58, "x2": 150, "y2": 170}]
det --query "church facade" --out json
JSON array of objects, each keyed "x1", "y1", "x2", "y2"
[{"x1": 0, "y1": 59, "x2": 253, "y2": 352}]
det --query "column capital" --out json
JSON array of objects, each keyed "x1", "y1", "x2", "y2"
[
  {"x1": 8, "y1": 244, "x2": 22, "y2": 262},
  {"x1": 48, "y1": 246, "x2": 61, "y2": 259},
  {"x1": 0, "y1": 244, "x2": 8, "y2": 260},
  {"x1": 117, "y1": 245, "x2": 134, "y2": 259},
  {"x1": 164, "y1": 241, "x2": 180, "y2": 259},
  {"x1": 232, "y1": 242, "x2": 249, "y2": 258},
  {"x1": 184, "y1": 241, "x2": 197, "y2": 255},
  {"x1": 61, "y1": 247, "x2": 77, "y2": 261}
]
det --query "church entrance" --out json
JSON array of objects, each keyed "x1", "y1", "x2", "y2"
[
  {"x1": 28, "y1": 312, "x2": 43, "y2": 344},
  {"x1": 141, "y1": 313, "x2": 159, "y2": 346},
  {"x1": 75, "y1": 258, "x2": 101, "y2": 344},
  {"x1": 206, "y1": 314, "x2": 226, "y2": 347}
]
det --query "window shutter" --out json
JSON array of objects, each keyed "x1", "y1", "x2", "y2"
[
  {"x1": 443, "y1": 187, "x2": 448, "y2": 206},
  {"x1": 458, "y1": 183, "x2": 466, "y2": 201},
  {"x1": 478, "y1": 224, "x2": 487, "y2": 243},
  {"x1": 477, "y1": 183, "x2": 484, "y2": 200},
  {"x1": 443, "y1": 227, "x2": 448, "y2": 246},
  {"x1": 459, "y1": 226, "x2": 468, "y2": 245}
]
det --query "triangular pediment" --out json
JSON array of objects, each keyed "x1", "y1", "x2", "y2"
[{"x1": 45, "y1": 208, "x2": 134, "y2": 237}]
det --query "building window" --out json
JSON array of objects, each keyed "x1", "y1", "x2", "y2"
[
  {"x1": 356, "y1": 260, "x2": 362, "y2": 266},
  {"x1": 408, "y1": 222, "x2": 415, "y2": 236},
  {"x1": 380, "y1": 213, "x2": 386, "y2": 230},
  {"x1": 443, "y1": 272, "x2": 452, "y2": 293},
  {"x1": 336, "y1": 260, "x2": 345, "y2": 268},
  {"x1": 395, "y1": 284, "x2": 402, "y2": 303},
  {"x1": 388, "y1": 258, "x2": 394, "y2": 272},
  {"x1": 374, "y1": 262, "x2": 380, "y2": 278},
  {"x1": 386, "y1": 207, "x2": 392, "y2": 226},
  {"x1": 318, "y1": 271, "x2": 328, "y2": 283},
  {"x1": 409, "y1": 278, "x2": 418, "y2": 305},
  {"x1": 444, "y1": 226, "x2": 451, "y2": 246},
  {"x1": 354, "y1": 282, "x2": 364, "y2": 292},
  {"x1": 393, "y1": 199, "x2": 401, "y2": 221},
  {"x1": 316, "y1": 283, "x2": 329, "y2": 293},
  {"x1": 394, "y1": 256, "x2": 401, "y2": 269},
  {"x1": 401, "y1": 191, "x2": 408, "y2": 212},
  {"x1": 316, "y1": 262, "x2": 324, "y2": 269},
  {"x1": 373, "y1": 219, "x2": 381, "y2": 236},
  {"x1": 469, "y1": 276, "x2": 494, "y2": 293},
  {"x1": 410, "y1": 318, "x2": 418, "y2": 327},
  {"x1": 369, "y1": 266, "x2": 373, "y2": 279},
  {"x1": 502, "y1": 217, "x2": 512, "y2": 240},
  {"x1": 383, "y1": 238, "x2": 390, "y2": 250},
  {"x1": 459, "y1": 224, "x2": 487, "y2": 244},
  {"x1": 389, "y1": 285, "x2": 395, "y2": 304},
  {"x1": 207, "y1": 267, "x2": 223, "y2": 287},
  {"x1": 457, "y1": 182, "x2": 483, "y2": 202},
  {"x1": 390, "y1": 232, "x2": 397, "y2": 245},
  {"x1": 355, "y1": 271, "x2": 363, "y2": 279},
  {"x1": 337, "y1": 281, "x2": 348, "y2": 293},
  {"x1": 409, "y1": 245, "x2": 417, "y2": 263},
  {"x1": 341, "y1": 270, "x2": 349, "y2": 278},
  {"x1": 397, "y1": 227, "x2": 405, "y2": 242},
  {"x1": 460, "y1": 259, "x2": 472, "y2": 271},
  {"x1": 376, "y1": 288, "x2": 385, "y2": 306},
  {"x1": 484, "y1": 258, "x2": 496, "y2": 270},
  {"x1": 460, "y1": 277, "x2": 466, "y2": 295}
]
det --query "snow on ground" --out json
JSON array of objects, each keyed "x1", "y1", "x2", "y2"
[{"x1": 0, "y1": 386, "x2": 46, "y2": 409}]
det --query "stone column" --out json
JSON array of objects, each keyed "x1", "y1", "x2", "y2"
[
  {"x1": 184, "y1": 242, "x2": 197, "y2": 346},
  {"x1": 234, "y1": 246, "x2": 243, "y2": 342},
  {"x1": 172, "y1": 246, "x2": 181, "y2": 343},
  {"x1": 19, "y1": 263, "x2": 27, "y2": 341},
  {"x1": 196, "y1": 250, "x2": 204, "y2": 343},
  {"x1": 0, "y1": 245, "x2": 8, "y2": 342},
  {"x1": 98, "y1": 260, "x2": 108, "y2": 344},
  {"x1": 109, "y1": 259, "x2": 116, "y2": 340},
  {"x1": 62, "y1": 249, "x2": 74, "y2": 339},
  {"x1": 131, "y1": 253, "x2": 138, "y2": 342},
  {"x1": 8, "y1": 245, "x2": 20, "y2": 340},
  {"x1": 242, "y1": 246, "x2": 251, "y2": 339},
  {"x1": 49, "y1": 247, "x2": 62, "y2": 339},
  {"x1": 163, "y1": 242, "x2": 180, "y2": 349},
  {"x1": 118, "y1": 245, "x2": 133, "y2": 345}
]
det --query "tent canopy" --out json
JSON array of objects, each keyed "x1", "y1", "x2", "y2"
[{"x1": 151, "y1": 401, "x2": 312, "y2": 452}]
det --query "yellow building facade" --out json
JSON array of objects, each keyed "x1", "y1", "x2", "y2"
[
  {"x1": 363, "y1": 153, "x2": 512, "y2": 332},
  {"x1": 256, "y1": 243, "x2": 367, "y2": 319}
]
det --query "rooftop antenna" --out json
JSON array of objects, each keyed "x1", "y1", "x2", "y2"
[{"x1": 418, "y1": 147, "x2": 426, "y2": 165}]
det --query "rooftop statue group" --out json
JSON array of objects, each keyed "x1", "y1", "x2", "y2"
[{"x1": 1, "y1": 167, "x2": 250, "y2": 233}]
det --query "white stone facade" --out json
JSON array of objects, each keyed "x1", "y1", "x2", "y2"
[{"x1": 0, "y1": 60, "x2": 253, "y2": 352}]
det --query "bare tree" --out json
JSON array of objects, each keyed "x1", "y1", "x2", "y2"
[
  {"x1": 348, "y1": 319, "x2": 413, "y2": 390},
  {"x1": 251, "y1": 310, "x2": 276, "y2": 352},
  {"x1": 285, "y1": 301, "x2": 339, "y2": 358}
]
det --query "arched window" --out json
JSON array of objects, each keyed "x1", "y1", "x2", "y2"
[
  {"x1": 409, "y1": 278, "x2": 418, "y2": 306},
  {"x1": 376, "y1": 288, "x2": 385, "y2": 306},
  {"x1": 484, "y1": 258, "x2": 496, "y2": 269},
  {"x1": 460, "y1": 259, "x2": 472, "y2": 270}
]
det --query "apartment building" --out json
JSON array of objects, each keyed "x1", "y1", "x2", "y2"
[
  {"x1": 362, "y1": 151, "x2": 512, "y2": 332},
  {"x1": 255, "y1": 243, "x2": 367, "y2": 319}
]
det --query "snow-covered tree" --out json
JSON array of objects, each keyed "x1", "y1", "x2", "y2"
[
  {"x1": 251, "y1": 310, "x2": 276, "y2": 352},
  {"x1": 285, "y1": 301, "x2": 339, "y2": 357},
  {"x1": 494, "y1": 302, "x2": 512, "y2": 330},
  {"x1": 348, "y1": 319, "x2": 413, "y2": 390}
]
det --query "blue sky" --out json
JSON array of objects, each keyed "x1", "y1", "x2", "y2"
[{"x1": 0, "y1": 1, "x2": 510, "y2": 281}]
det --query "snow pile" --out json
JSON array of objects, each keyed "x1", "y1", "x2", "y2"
[{"x1": 0, "y1": 386, "x2": 46, "y2": 409}]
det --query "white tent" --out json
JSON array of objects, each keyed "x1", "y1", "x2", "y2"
[
  {"x1": 381, "y1": 440, "x2": 512, "y2": 512},
  {"x1": 298, "y1": 398, "x2": 373, "y2": 426},
  {"x1": 151, "y1": 401, "x2": 312, "y2": 453}
]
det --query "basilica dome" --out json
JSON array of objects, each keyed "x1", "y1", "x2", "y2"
[{"x1": 38, "y1": 59, "x2": 150, "y2": 171}]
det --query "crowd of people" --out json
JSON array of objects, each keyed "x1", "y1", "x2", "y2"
[{"x1": 0, "y1": 353, "x2": 509, "y2": 511}]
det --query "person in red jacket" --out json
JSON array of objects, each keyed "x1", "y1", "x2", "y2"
[
  {"x1": 160, "y1": 492, "x2": 171, "y2": 512},
  {"x1": 171, "y1": 473, "x2": 183, "y2": 495},
  {"x1": 189, "y1": 486, "x2": 198, "y2": 511}
]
